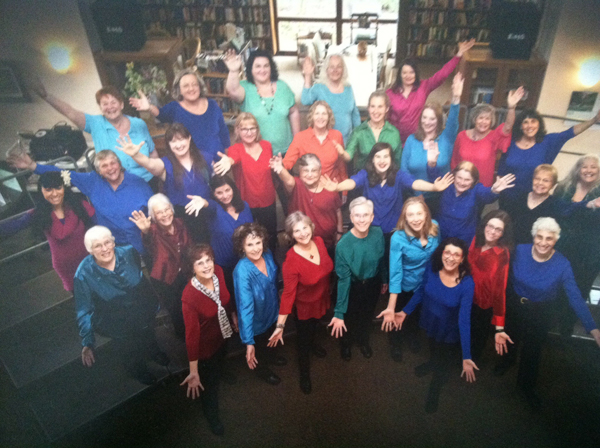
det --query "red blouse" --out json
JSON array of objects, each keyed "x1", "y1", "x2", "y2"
[
  {"x1": 280, "y1": 237, "x2": 333, "y2": 320},
  {"x1": 142, "y1": 218, "x2": 190, "y2": 285},
  {"x1": 227, "y1": 140, "x2": 276, "y2": 208},
  {"x1": 181, "y1": 265, "x2": 233, "y2": 361},
  {"x1": 468, "y1": 239, "x2": 510, "y2": 326},
  {"x1": 289, "y1": 177, "x2": 342, "y2": 248}
]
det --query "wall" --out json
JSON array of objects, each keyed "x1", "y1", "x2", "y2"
[{"x1": 0, "y1": 0, "x2": 102, "y2": 158}]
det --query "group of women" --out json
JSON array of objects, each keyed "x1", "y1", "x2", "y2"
[{"x1": 6, "y1": 41, "x2": 600, "y2": 435}]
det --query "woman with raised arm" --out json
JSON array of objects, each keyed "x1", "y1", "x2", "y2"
[
  {"x1": 270, "y1": 153, "x2": 342, "y2": 257},
  {"x1": 301, "y1": 54, "x2": 360, "y2": 143},
  {"x1": 497, "y1": 109, "x2": 600, "y2": 206},
  {"x1": 468, "y1": 210, "x2": 513, "y2": 363},
  {"x1": 232, "y1": 223, "x2": 286, "y2": 385},
  {"x1": 129, "y1": 69, "x2": 230, "y2": 166},
  {"x1": 268, "y1": 212, "x2": 333, "y2": 394},
  {"x1": 494, "y1": 218, "x2": 600, "y2": 410},
  {"x1": 378, "y1": 197, "x2": 439, "y2": 362},
  {"x1": 394, "y1": 237, "x2": 476, "y2": 413},
  {"x1": 401, "y1": 72, "x2": 464, "y2": 213},
  {"x1": 129, "y1": 193, "x2": 190, "y2": 339},
  {"x1": 180, "y1": 244, "x2": 238, "y2": 436},
  {"x1": 212, "y1": 113, "x2": 277, "y2": 251},
  {"x1": 451, "y1": 87, "x2": 524, "y2": 187},
  {"x1": 31, "y1": 80, "x2": 157, "y2": 181},
  {"x1": 116, "y1": 123, "x2": 211, "y2": 243},
  {"x1": 387, "y1": 39, "x2": 475, "y2": 144},
  {"x1": 346, "y1": 90, "x2": 401, "y2": 172},
  {"x1": 283, "y1": 101, "x2": 348, "y2": 182},
  {"x1": 224, "y1": 49, "x2": 300, "y2": 157},
  {"x1": 330, "y1": 197, "x2": 387, "y2": 361}
]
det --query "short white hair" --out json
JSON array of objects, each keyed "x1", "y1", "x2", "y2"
[
  {"x1": 94, "y1": 149, "x2": 121, "y2": 172},
  {"x1": 147, "y1": 193, "x2": 173, "y2": 221},
  {"x1": 531, "y1": 217, "x2": 561, "y2": 240},
  {"x1": 84, "y1": 225, "x2": 114, "y2": 253},
  {"x1": 349, "y1": 196, "x2": 374, "y2": 215}
]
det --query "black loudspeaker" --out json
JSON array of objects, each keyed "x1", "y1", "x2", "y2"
[
  {"x1": 489, "y1": 2, "x2": 542, "y2": 60},
  {"x1": 91, "y1": 0, "x2": 147, "y2": 52}
]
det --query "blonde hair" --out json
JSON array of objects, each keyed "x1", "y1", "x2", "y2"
[
  {"x1": 469, "y1": 103, "x2": 497, "y2": 129},
  {"x1": 234, "y1": 112, "x2": 262, "y2": 142},
  {"x1": 395, "y1": 197, "x2": 438, "y2": 239},
  {"x1": 307, "y1": 101, "x2": 335, "y2": 129},
  {"x1": 533, "y1": 164, "x2": 559, "y2": 187},
  {"x1": 453, "y1": 161, "x2": 480, "y2": 186}
]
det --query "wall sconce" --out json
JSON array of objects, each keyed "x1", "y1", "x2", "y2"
[
  {"x1": 45, "y1": 43, "x2": 73, "y2": 73},
  {"x1": 579, "y1": 58, "x2": 600, "y2": 88}
]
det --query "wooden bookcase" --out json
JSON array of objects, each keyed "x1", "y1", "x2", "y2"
[
  {"x1": 138, "y1": 0, "x2": 275, "y2": 52},
  {"x1": 202, "y1": 72, "x2": 239, "y2": 118}
]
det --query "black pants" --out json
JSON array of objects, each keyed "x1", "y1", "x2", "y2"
[
  {"x1": 389, "y1": 290, "x2": 420, "y2": 349},
  {"x1": 503, "y1": 293, "x2": 554, "y2": 391},
  {"x1": 198, "y1": 345, "x2": 226, "y2": 423},
  {"x1": 254, "y1": 324, "x2": 283, "y2": 376},
  {"x1": 340, "y1": 277, "x2": 380, "y2": 349},
  {"x1": 251, "y1": 203, "x2": 278, "y2": 255},
  {"x1": 424, "y1": 339, "x2": 460, "y2": 407},
  {"x1": 151, "y1": 274, "x2": 187, "y2": 339},
  {"x1": 470, "y1": 305, "x2": 494, "y2": 363},
  {"x1": 174, "y1": 205, "x2": 211, "y2": 244},
  {"x1": 105, "y1": 326, "x2": 161, "y2": 377},
  {"x1": 273, "y1": 174, "x2": 289, "y2": 216},
  {"x1": 295, "y1": 316, "x2": 319, "y2": 377}
]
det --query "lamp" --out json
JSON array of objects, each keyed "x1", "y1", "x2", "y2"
[
  {"x1": 579, "y1": 58, "x2": 600, "y2": 88},
  {"x1": 45, "y1": 43, "x2": 73, "y2": 73}
]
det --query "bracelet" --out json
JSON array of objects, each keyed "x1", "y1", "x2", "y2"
[
  {"x1": 495, "y1": 328, "x2": 505, "y2": 333},
  {"x1": 276, "y1": 323, "x2": 284, "y2": 329}
]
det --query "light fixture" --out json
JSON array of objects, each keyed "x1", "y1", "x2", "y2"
[
  {"x1": 45, "y1": 43, "x2": 73, "y2": 73},
  {"x1": 579, "y1": 58, "x2": 600, "y2": 88}
]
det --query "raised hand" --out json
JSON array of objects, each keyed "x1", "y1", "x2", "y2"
[
  {"x1": 433, "y1": 172, "x2": 454, "y2": 192},
  {"x1": 376, "y1": 308, "x2": 397, "y2": 332},
  {"x1": 129, "y1": 90, "x2": 151, "y2": 111},
  {"x1": 302, "y1": 57, "x2": 316, "y2": 78},
  {"x1": 452, "y1": 72, "x2": 464, "y2": 99},
  {"x1": 507, "y1": 86, "x2": 525, "y2": 109},
  {"x1": 491, "y1": 173, "x2": 516, "y2": 194},
  {"x1": 185, "y1": 195, "x2": 208, "y2": 217},
  {"x1": 7, "y1": 151, "x2": 36, "y2": 171},
  {"x1": 320, "y1": 174, "x2": 339, "y2": 192},
  {"x1": 495, "y1": 331, "x2": 514, "y2": 355},
  {"x1": 116, "y1": 134, "x2": 145, "y2": 157},
  {"x1": 426, "y1": 141, "x2": 440, "y2": 167},
  {"x1": 461, "y1": 359, "x2": 479, "y2": 383},
  {"x1": 212, "y1": 151, "x2": 233, "y2": 176},
  {"x1": 334, "y1": 142, "x2": 346, "y2": 156},
  {"x1": 129, "y1": 210, "x2": 152, "y2": 234},
  {"x1": 457, "y1": 38, "x2": 476, "y2": 57},
  {"x1": 269, "y1": 153, "x2": 284, "y2": 174},
  {"x1": 267, "y1": 328, "x2": 284, "y2": 347},
  {"x1": 224, "y1": 49, "x2": 243, "y2": 73},
  {"x1": 246, "y1": 345, "x2": 258, "y2": 370},
  {"x1": 180, "y1": 371, "x2": 204, "y2": 399},
  {"x1": 328, "y1": 317, "x2": 347, "y2": 338}
]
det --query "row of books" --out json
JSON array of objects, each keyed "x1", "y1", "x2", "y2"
[
  {"x1": 409, "y1": 0, "x2": 492, "y2": 9},
  {"x1": 408, "y1": 10, "x2": 487, "y2": 27},
  {"x1": 408, "y1": 26, "x2": 488, "y2": 43},
  {"x1": 212, "y1": 97, "x2": 240, "y2": 114},
  {"x1": 142, "y1": 5, "x2": 269, "y2": 23},
  {"x1": 406, "y1": 42, "x2": 460, "y2": 58},
  {"x1": 138, "y1": 0, "x2": 269, "y2": 7},
  {"x1": 205, "y1": 77, "x2": 227, "y2": 94}
]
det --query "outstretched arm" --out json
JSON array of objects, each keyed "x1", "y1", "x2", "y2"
[
  {"x1": 30, "y1": 76, "x2": 86, "y2": 129},
  {"x1": 224, "y1": 50, "x2": 246, "y2": 104},
  {"x1": 502, "y1": 86, "x2": 525, "y2": 135},
  {"x1": 573, "y1": 109, "x2": 600, "y2": 136},
  {"x1": 269, "y1": 153, "x2": 296, "y2": 193},
  {"x1": 116, "y1": 135, "x2": 166, "y2": 180}
]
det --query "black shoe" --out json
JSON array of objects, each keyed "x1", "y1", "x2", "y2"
[
  {"x1": 390, "y1": 345, "x2": 403, "y2": 363},
  {"x1": 207, "y1": 417, "x2": 225, "y2": 436},
  {"x1": 493, "y1": 360, "x2": 514, "y2": 377},
  {"x1": 300, "y1": 375, "x2": 312, "y2": 394},
  {"x1": 135, "y1": 369, "x2": 157, "y2": 386},
  {"x1": 257, "y1": 368, "x2": 281, "y2": 386},
  {"x1": 408, "y1": 337, "x2": 421, "y2": 354},
  {"x1": 151, "y1": 351, "x2": 170, "y2": 367},
  {"x1": 270, "y1": 355, "x2": 288, "y2": 367},
  {"x1": 340, "y1": 346, "x2": 352, "y2": 361},
  {"x1": 415, "y1": 361, "x2": 433, "y2": 378},
  {"x1": 359, "y1": 344, "x2": 373, "y2": 359},
  {"x1": 425, "y1": 391, "x2": 439, "y2": 414},
  {"x1": 311, "y1": 345, "x2": 327, "y2": 358}
]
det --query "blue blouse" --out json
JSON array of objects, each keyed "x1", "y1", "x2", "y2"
[
  {"x1": 161, "y1": 157, "x2": 210, "y2": 207},
  {"x1": 437, "y1": 183, "x2": 498, "y2": 244},
  {"x1": 401, "y1": 103, "x2": 459, "y2": 196},
  {"x1": 207, "y1": 200, "x2": 253, "y2": 270},
  {"x1": 389, "y1": 222, "x2": 440, "y2": 294},
  {"x1": 233, "y1": 251, "x2": 279, "y2": 345},
  {"x1": 404, "y1": 265, "x2": 474, "y2": 359},
  {"x1": 301, "y1": 83, "x2": 361, "y2": 143},
  {"x1": 351, "y1": 169, "x2": 416, "y2": 233},
  {"x1": 511, "y1": 244, "x2": 597, "y2": 332}
]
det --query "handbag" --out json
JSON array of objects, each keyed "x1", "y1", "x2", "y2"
[{"x1": 29, "y1": 122, "x2": 88, "y2": 161}]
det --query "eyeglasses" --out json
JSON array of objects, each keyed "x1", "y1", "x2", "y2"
[
  {"x1": 442, "y1": 250, "x2": 462, "y2": 260},
  {"x1": 485, "y1": 223, "x2": 504, "y2": 234},
  {"x1": 239, "y1": 127, "x2": 257, "y2": 133},
  {"x1": 91, "y1": 240, "x2": 115, "y2": 251}
]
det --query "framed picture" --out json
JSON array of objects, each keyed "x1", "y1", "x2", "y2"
[
  {"x1": 565, "y1": 91, "x2": 600, "y2": 127},
  {"x1": 0, "y1": 62, "x2": 29, "y2": 103}
]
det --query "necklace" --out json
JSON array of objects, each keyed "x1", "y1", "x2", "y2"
[
  {"x1": 306, "y1": 184, "x2": 319, "y2": 203},
  {"x1": 257, "y1": 82, "x2": 275, "y2": 115}
]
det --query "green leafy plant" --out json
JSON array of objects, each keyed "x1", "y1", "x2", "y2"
[{"x1": 123, "y1": 62, "x2": 168, "y2": 100}]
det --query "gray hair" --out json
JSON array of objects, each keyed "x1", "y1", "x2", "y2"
[
  {"x1": 349, "y1": 196, "x2": 374, "y2": 215},
  {"x1": 319, "y1": 54, "x2": 350, "y2": 86},
  {"x1": 469, "y1": 103, "x2": 497, "y2": 129},
  {"x1": 147, "y1": 193, "x2": 174, "y2": 221},
  {"x1": 531, "y1": 217, "x2": 561, "y2": 240},
  {"x1": 84, "y1": 225, "x2": 114, "y2": 253},
  {"x1": 556, "y1": 154, "x2": 600, "y2": 195},
  {"x1": 172, "y1": 68, "x2": 207, "y2": 101},
  {"x1": 298, "y1": 153, "x2": 322, "y2": 170},
  {"x1": 94, "y1": 149, "x2": 122, "y2": 172},
  {"x1": 284, "y1": 211, "x2": 315, "y2": 243}
]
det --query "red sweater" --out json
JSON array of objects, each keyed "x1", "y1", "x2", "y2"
[
  {"x1": 143, "y1": 218, "x2": 190, "y2": 285},
  {"x1": 182, "y1": 265, "x2": 233, "y2": 361},
  {"x1": 468, "y1": 240, "x2": 510, "y2": 326},
  {"x1": 280, "y1": 237, "x2": 333, "y2": 320}
]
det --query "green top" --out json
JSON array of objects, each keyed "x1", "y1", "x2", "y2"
[
  {"x1": 334, "y1": 226, "x2": 387, "y2": 319},
  {"x1": 345, "y1": 120, "x2": 402, "y2": 171},
  {"x1": 240, "y1": 79, "x2": 296, "y2": 156}
]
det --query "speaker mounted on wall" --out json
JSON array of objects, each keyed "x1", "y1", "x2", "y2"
[
  {"x1": 489, "y1": 1, "x2": 542, "y2": 60},
  {"x1": 91, "y1": 0, "x2": 147, "y2": 52}
]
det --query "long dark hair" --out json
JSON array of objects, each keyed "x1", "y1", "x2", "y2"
[
  {"x1": 245, "y1": 49, "x2": 279, "y2": 83},
  {"x1": 209, "y1": 175, "x2": 245, "y2": 213},
  {"x1": 165, "y1": 123, "x2": 209, "y2": 190},
  {"x1": 474, "y1": 209, "x2": 513, "y2": 250},
  {"x1": 512, "y1": 109, "x2": 547, "y2": 143},
  {"x1": 431, "y1": 237, "x2": 471, "y2": 283},
  {"x1": 32, "y1": 172, "x2": 94, "y2": 238},
  {"x1": 392, "y1": 59, "x2": 421, "y2": 93},
  {"x1": 365, "y1": 142, "x2": 399, "y2": 188}
]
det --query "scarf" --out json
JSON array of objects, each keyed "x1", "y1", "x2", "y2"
[{"x1": 192, "y1": 275, "x2": 233, "y2": 339}]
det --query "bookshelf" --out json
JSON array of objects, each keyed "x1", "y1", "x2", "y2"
[
  {"x1": 138, "y1": 0, "x2": 275, "y2": 52},
  {"x1": 398, "y1": 0, "x2": 492, "y2": 61},
  {"x1": 202, "y1": 72, "x2": 239, "y2": 118}
]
